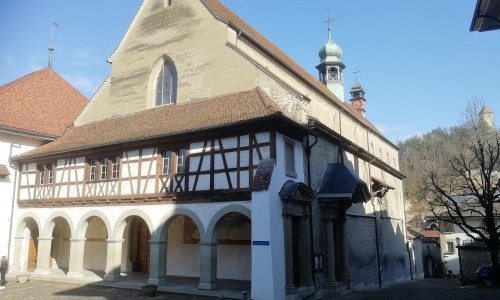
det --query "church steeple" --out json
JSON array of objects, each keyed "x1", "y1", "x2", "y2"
[{"x1": 316, "y1": 19, "x2": 345, "y2": 101}]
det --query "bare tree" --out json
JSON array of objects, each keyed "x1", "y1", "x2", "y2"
[{"x1": 422, "y1": 101, "x2": 500, "y2": 285}]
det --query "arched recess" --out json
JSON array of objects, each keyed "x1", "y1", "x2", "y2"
[
  {"x1": 158, "y1": 208, "x2": 204, "y2": 278},
  {"x1": 14, "y1": 214, "x2": 41, "y2": 272},
  {"x1": 209, "y1": 206, "x2": 252, "y2": 281},
  {"x1": 114, "y1": 210, "x2": 154, "y2": 275},
  {"x1": 46, "y1": 215, "x2": 72, "y2": 273},
  {"x1": 75, "y1": 214, "x2": 109, "y2": 276}
]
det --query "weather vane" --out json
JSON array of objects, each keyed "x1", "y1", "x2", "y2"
[{"x1": 48, "y1": 22, "x2": 59, "y2": 68}]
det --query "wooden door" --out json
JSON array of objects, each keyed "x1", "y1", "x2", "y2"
[
  {"x1": 27, "y1": 230, "x2": 38, "y2": 271},
  {"x1": 135, "y1": 220, "x2": 150, "y2": 273}
]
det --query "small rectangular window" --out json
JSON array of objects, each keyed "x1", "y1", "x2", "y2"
[
  {"x1": 446, "y1": 242, "x2": 454, "y2": 253},
  {"x1": 162, "y1": 150, "x2": 171, "y2": 175},
  {"x1": 89, "y1": 159, "x2": 97, "y2": 181},
  {"x1": 39, "y1": 165, "x2": 46, "y2": 185},
  {"x1": 285, "y1": 139, "x2": 296, "y2": 177},
  {"x1": 176, "y1": 148, "x2": 186, "y2": 173},
  {"x1": 101, "y1": 158, "x2": 109, "y2": 180},
  {"x1": 111, "y1": 157, "x2": 120, "y2": 179},
  {"x1": 47, "y1": 164, "x2": 54, "y2": 184},
  {"x1": 444, "y1": 222, "x2": 454, "y2": 233}
]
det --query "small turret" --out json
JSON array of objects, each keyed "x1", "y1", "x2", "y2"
[{"x1": 349, "y1": 82, "x2": 366, "y2": 116}]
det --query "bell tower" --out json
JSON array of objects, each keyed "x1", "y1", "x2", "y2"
[{"x1": 315, "y1": 18, "x2": 345, "y2": 101}]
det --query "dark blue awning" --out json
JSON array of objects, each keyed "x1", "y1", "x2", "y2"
[{"x1": 316, "y1": 163, "x2": 371, "y2": 203}]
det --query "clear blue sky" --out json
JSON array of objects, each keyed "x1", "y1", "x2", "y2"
[{"x1": 1, "y1": 0, "x2": 499, "y2": 144}]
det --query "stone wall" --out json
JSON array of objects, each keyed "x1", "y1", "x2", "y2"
[{"x1": 458, "y1": 244, "x2": 498, "y2": 284}]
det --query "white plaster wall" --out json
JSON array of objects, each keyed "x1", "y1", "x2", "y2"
[
  {"x1": 251, "y1": 133, "x2": 304, "y2": 300},
  {"x1": 0, "y1": 131, "x2": 46, "y2": 261}
]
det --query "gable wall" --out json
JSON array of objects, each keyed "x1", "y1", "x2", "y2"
[{"x1": 77, "y1": 0, "x2": 261, "y2": 125}]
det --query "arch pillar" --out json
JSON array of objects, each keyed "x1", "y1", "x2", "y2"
[
  {"x1": 67, "y1": 238, "x2": 86, "y2": 277},
  {"x1": 198, "y1": 241, "x2": 218, "y2": 290},
  {"x1": 148, "y1": 239, "x2": 166, "y2": 285},
  {"x1": 104, "y1": 239, "x2": 123, "y2": 281},
  {"x1": 34, "y1": 237, "x2": 53, "y2": 275},
  {"x1": 9, "y1": 236, "x2": 25, "y2": 273}
]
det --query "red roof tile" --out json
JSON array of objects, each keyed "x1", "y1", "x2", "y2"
[
  {"x1": 15, "y1": 88, "x2": 283, "y2": 159},
  {"x1": 422, "y1": 229, "x2": 440, "y2": 238},
  {"x1": 0, "y1": 68, "x2": 88, "y2": 137}
]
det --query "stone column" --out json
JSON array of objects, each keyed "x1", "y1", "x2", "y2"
[
  {"x1": 34, "y1": 237, "x2": 53, "y2": 275},
  {"x1": 303, "y1": 212, "x2": 314, "y2": 288},
  {"x1": 338, "y1": 214, "x2": 350, "y2": 282},
  {"x1": 9, "y1": 236, "x2": 25, "y2": 273},
  {"x1": 324, "y1": 215, "x2": 338, "y2": 294},
  {"x1": 198, "y1": 241, "x2": 217, "y2": 290},
  {"x1": 283, "y1": 214, "x2": 296, "y2": 296},
  {"x1": 104, "y1": 239, "x2": 123, "y2": 282},
  {"x1": 67, "y1": 238, "x2": 86, "y2": 277},
  {"x1": 148, "y1": 239, "x2": 166, "y2": 285}
]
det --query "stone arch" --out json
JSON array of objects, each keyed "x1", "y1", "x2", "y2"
[
  {"x1": 112, "y1": 209, "x2": 155, "y2": 240},
  {"x1": 74, "y1": 210, "x2": 112, "y2": 239},
  {"x1": 205, "y1": 204, "x2": 251, "y2": 242},
  {"x1": 15, "y1": 213, "x2": 42, "y2": 237},
  {"x1": 113, "y1": 210, "x2": 155, "y2": 275},
  {"x1": 157, "y1": 207, "x2": 204, "y2": 240},
  {"x1": 42, "y1": 211, "x2": 74, "y2": 238}
]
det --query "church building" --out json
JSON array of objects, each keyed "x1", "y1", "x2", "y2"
[{"x1": 10, "y1": 1, "x2": 407, "y2": 299}]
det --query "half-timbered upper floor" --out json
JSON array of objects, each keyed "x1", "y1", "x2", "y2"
[{"x1": 14, "y1": 89, "x2": 309, "y2": 207}]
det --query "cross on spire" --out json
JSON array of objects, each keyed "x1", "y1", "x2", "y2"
[
  {"x1": 353, "y1": 68, "x2": 361, "y2": 83},
  {"x1": 324, "y1": 16, "x2": 333, "y2": 32}
]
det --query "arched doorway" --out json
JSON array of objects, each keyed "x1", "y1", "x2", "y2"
[
  {"x1": 125, "y1": 217, "x2": 151, "y2": 273},
  {"x1": 27, "y1": 226, "x2": 39, "y2": 272}
]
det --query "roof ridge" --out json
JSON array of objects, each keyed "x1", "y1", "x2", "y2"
[{"x1": 0, "y1": 67, "x2": 51, "y2": 95}]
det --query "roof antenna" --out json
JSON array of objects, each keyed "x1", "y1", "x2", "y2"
[{"x1": 48, "y1": 22, "x2": 59, "y2": 68}]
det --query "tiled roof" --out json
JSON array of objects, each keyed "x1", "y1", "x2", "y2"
[
  {"x1": 204, "y1": 0, "x2": 382, "y2": 136},
  {"x1": 15, "y1": 88, "x2": 283, "y2": 160},
  {"x1": 422, "y1": 229, "x2": 440, "y2": 239},
  {"x1": 0, "y1": 68, "x2": 88, "y2": 137}
]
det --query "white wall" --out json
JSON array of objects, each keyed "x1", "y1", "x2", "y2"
[{"x1": 0, "y1": 131, "x2": 47, "y2": 260}]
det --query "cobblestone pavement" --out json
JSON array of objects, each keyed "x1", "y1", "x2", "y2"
[
  {"x1": 0, "y1": 279, "x2": 218, "y2": 300},
  {"x1": 339, "y1": 278, "x2": 500, "y2": 300},
  {"x1": 0, "y1": 277, "x2": 498, "y2": 300}
]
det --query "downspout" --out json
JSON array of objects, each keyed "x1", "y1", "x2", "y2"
[
  {"x1": 406, "y1": 241, "x2": 413, "y2": 280},
  {"x1": 304, "y1": 124, "x2": 319, "y2": 293},
  {"x1": 375, "y1": 217, "x2": 382, "y2": 288},
  {"x1": 7, "y1": 134, "x2": 21, "y2": 261}
]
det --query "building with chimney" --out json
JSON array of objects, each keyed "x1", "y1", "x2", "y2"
[{"x1": 9, "y1": 1, "x2": 407, "y2": 299}]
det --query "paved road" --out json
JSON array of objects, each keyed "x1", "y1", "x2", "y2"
[
  {"x1": 340, "y1": 278, "x2": 500, "y2": 300},
  {"x1": 0, "y1": 277, "x2": 498, "y2": 299}
]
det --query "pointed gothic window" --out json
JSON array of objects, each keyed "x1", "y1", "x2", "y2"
[{"x1": 155, "y1": 61, "x2": 177, "y2": 106}]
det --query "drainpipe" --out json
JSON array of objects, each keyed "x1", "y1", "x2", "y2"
[
  {"x1": 374, "y1": 217, "x2": 382, "y2": 288},
  {"x1": 7, "y1": 134, "x2": 21, "y2": 261},
  {"x1": 406, "y1": 241, "x2": 413, "y2": 280},
  {"x1": 304, "y1": 127, "x2": 318, "y2": 292}
]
